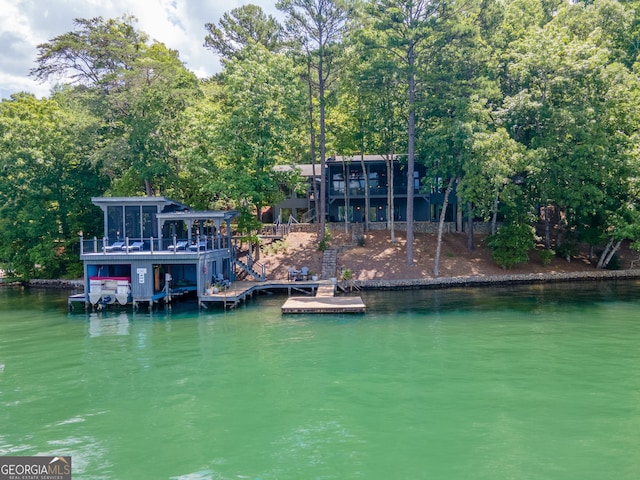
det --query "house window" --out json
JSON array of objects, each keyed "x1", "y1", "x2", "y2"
[
  {"x1": 107, "y1": 206, "x2": 123, "y2": 241},
  {"x1": 338, "y1": 206, "x2": 353, "y2": 222},
  {"x1": 142, "y1": 206, "x2": 156, "y2": 238},
  {"x1": 332, "y1": 173, "x2": 345, "y2": 194}
]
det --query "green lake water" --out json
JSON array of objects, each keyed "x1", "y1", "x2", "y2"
[{"x1": 1, "y1": 282, "x2": 640, "y2": 479}]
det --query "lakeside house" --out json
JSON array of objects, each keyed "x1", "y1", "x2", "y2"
[
  {"x1": 274, "y1": 155, "x2": 459, "y2": 226},
  {"x1": 77, "y1": 196, "x2": 261, "y2": 309}
]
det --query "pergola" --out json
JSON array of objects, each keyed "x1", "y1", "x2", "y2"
[{"x1": 155, "y1": 210, "x2": 238, "y2": 248}]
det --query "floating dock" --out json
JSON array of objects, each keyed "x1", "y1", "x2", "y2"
[
  {"x1": 281, "y1": 282, "x2": 366, "y2": 314},
  {"x1": 281, "y1": 295, "x2": 366, "y2": 314}
]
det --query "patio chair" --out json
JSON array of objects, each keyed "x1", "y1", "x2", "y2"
[
  {"x1": 126, "y1": 241, "x2": 144, "y2": 252},
  {"x1": 168, "y1": 241, "x2": 188, "y2": 251},
  {"x1": 105, "y1": 241, "x2": 125, "y2": 252},
  {"x1": 215, "y1": 273, "x2": 231, "y2": 289},
  {"x1": 189, "y1": 241, "x2": 208, "y2": 252},
  {"x1": 288, "y1": 267, "x2": 299, "y2": 281},
  {"x1": 300, "y1": 266, "x2": 309, "y2": 281}
]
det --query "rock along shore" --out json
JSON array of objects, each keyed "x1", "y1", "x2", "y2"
[
  {"x1": 353, "y1": 269, "x2": 640, "y2": 290},
  {"x1": 15, "y1": 269, "x2": 640, "y2": 292},
  {"x1": 22, "y1": 278, "x2": 84, "y2": 289}
]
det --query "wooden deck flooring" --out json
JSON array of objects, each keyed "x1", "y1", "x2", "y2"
[
  {"x1": 199, "y1": 279, "x2": 366, "y2": 313},
  {"x1": 281, "y1": 282, "x2": 366, "y2": 314},
  {"x1": 281, "y1": 295, "x2": 366, "y2": 314}
]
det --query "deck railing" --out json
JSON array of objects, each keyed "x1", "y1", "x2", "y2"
[{"x1": 80, "y1": 235, "x2": 230, "y2": 255}]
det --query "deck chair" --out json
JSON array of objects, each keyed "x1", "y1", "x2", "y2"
[
  {"x1": 168, "y1": 241, "x2": 188, "y2": 251},
  {"x1": 105, "y1": 241, "x2": 125, "y2": 252},
  {"x1": 189, "y1": 241, "x2": 208, "y2": 252},
  {"x1": 215, "y1": 273, "x2": 230, "y2": 289},
  {"x1": 288, "y1": 267, "x2": 299, "y2": 281},
  {"x1": 126, "y1": 241, "x2": 144, "y2": 251},
  {"x1": 299, "y1": 266, "x2": 309, "y2": 281}
]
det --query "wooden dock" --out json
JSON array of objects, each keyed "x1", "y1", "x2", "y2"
[
  {"x1": 198, "y1": 279, "x2": 366, "y2": 314},
  {"x1": 199, "y1": 280, "x2": 322, "y2": 310},
  {"x1": 281, "y1": 282, "x2": 366, "y2": 314}
]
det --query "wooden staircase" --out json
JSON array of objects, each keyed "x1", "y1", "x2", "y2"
[{"x1": 233, "y1": 257, "x2": 266, "y2": 282}]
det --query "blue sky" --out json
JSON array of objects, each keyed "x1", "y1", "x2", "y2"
[{"x1": 0, "y1": 0, "x2": 281, "y2": 99}]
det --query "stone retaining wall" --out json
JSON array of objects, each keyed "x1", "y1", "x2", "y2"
[
  {"x1": 291, "y1": 222, "x2": 494, "y2": 234},
  {"x1": 353, "y1": 269, "x2": 640, "y2": 290},
  {"x1": 25, "y1": 279, "x2": 84, "y2": 289},
  {"x1": 19, "y1": 270, "x2": 640, "y2": 293}
]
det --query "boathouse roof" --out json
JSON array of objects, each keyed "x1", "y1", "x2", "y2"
[
  {"x1": 155, "y1": 210, "x2": 239, "y2": 223},
  {"x1": 92, "y1": 196, "x2": 189, "y2": 211}
]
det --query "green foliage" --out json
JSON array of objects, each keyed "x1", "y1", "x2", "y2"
[
  {"x1": 236, "y1": 210, "x2": 262, "y2": 236},
  {"x1": 556, "y1": 238, "x2": 579, "y2": 260},
  {"x1": 204, "y1": 4, "x2": 284, "y2": 60},
  {"x1": 538, "y1": 248, "x2": 555, "y2": 266},
  {"x1": 339, "y1": 267, "x2": 352, "y2": 281},
  {"x1": 488, "y1": 222, "x2": 535, "y2": 269},
  {"x1": 2, "y1": 1, "x2": 640, "y2": 281},
  {"x1": 263, "y1": 240, "x2": 289, "y2": 256},
  {"x1": 318, "y1": 239, "x2": 330, "y2": 252},
  {"x1": 0, "y1": 93, "x2": 106, "y2": 279},
  {"x1": 192, "y1": 44, "x2": 307, "y2": 215}
]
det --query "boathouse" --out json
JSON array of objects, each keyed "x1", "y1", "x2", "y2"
[{"x1": 76, "y1": 197, "x2": 243, "y2": 309}]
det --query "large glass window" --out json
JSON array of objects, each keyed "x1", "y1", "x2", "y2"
[
  {"x1": 125, "y1": 206, "x2": 141, "y2": 240},
  {"x1": 332, "y1": 173, "x2": 345, "y2": 194},
  {"x1": 349, "y1": 168, "x2": 365, "y2": 195},
  {"x1": 142, "y1": 206, "x2": 156, "y2": 238},
  {"x1": 338, "y1": 206, "x2": 353, "y2": 222},
  {"x1": 107, "y1": 206, "x2": 123, "y2": 241}
]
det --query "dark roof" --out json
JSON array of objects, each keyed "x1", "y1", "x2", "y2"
[
  {"x1": 91, "y1": 196, "x2": 189, "y2": 210},
  {"x1": 156, "y1": 210, "x2": 239, "y2": 223}
]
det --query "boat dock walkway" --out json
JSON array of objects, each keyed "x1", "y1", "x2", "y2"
[{"x1": 200, "y1": 279, "x2": 366, "y2": 313}]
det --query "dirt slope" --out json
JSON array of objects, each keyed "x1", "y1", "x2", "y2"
[{"x1": 259, "y1": 229, "x2": 637, "y2": 281}]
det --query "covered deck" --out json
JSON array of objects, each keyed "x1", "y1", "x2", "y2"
[{"x1": 78, "y1": 197, "x2": 241, "y2": 309}]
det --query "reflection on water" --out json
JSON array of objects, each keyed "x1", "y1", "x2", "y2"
[
  {"x1": 1, "y1": 282, "x2": 640, "y2": 479},
  {"x1": 88, "y1": 312, "x2": 130, "y2": 337}
]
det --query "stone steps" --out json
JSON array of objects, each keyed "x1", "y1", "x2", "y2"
[{"x1": 321, "y1": 248, "x2": 338, "y2": 279}]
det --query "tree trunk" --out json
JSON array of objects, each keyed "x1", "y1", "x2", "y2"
[
  {"x1": 406, "y1": 51, "x2": 416, "y2": 266},
  {"x1": 144, "y1": 179, "x2": 153, "y2": 197},
  {"x1": 434, "y1": 178, "x2": 455, "y2": 277},
  {"x1": 544, "y1": 204, "x2": 551, "y2": 249},
  {"x1": 361, "y1": 151, "x2": 369, "y2": 232},
  {"x1": 491, "y1": 193, "x2": 499, "y2": 235},
  {"x1": 597, "y1": 238, "x2": 622, "y2": 268},
  {"x1": 456, "y1": 194, "x2": 463, "y2": 233},
  {"x1": 305, "y1": 59, "x2": 319, "y2": 228},
  {"x1": 387, "y1": 155, "x2": 396, "y2": 243},
  {"x1": 467, "y1": 201, "x2": 474, "y2": 251},
  {"x1": 318, "y1": 51, "x2": 327, "y2": 242},
  {"x1": 342, "y1": 160, "x2": 349, "y2": 234}
]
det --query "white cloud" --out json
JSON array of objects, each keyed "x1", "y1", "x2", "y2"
[{"x1": 0, "y1": 0, "x2": 280, "y2": 100}]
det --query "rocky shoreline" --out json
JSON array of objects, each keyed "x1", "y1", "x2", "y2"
[
  {"x1": 10, "y1": 268, "x2": 640, "y2": 292},
  {"x1": 353, "y1": 269, "x2": 640, "y2": 290},
  {"x1": 9, "y1": 278, "x2": 85, "y2": 289}
]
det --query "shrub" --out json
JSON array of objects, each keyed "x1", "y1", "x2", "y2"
[
  {"x1": 488, "y1": 222, "x2": 535, "y2": 269},
  {"x1": 340, "y1": 268, "x2": 352, "y2": 281},
  {"x1": 556, "y1": 239, "x2": 578, "y2": 261},
  {"x1": 538, "y1": 248, "x2": 555, "y2": 266}
]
